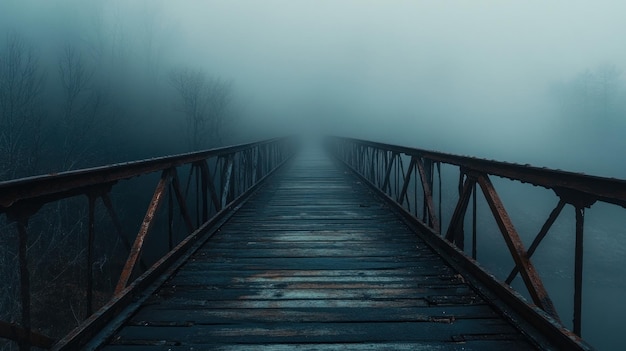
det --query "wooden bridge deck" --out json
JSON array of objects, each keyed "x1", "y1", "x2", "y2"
[{"x1": 100, "y1": 147, "x2": 540, "y2": 350}]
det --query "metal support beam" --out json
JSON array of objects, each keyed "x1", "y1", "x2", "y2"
[
  {"x1": 115, "y1": 170, "x2": 171, "y2": 294},
  {"x1": 444, "y1": 175, "x2": 475, "y2": 249},
  {"x1": 86, "y1": 195, "x2": 96, "y2": 317},
  {"x1": 16, "y1": 220, "x2": 31, "y2": 351},
  {"x1": 416, "y1": 158, "x2": 440, "y2": 232},
  {"x1": 506, "y1": 200, "x2": 566, "y2": 284},
  {"x1": 476, "y1": 173, "x2": 559, "y2": 320},
  {"x1": 573, "y1": 206, "x2": 585, "y2": 336},
  {"x1": 381, "y1": 152, "x2": 397, "y2": 195}
]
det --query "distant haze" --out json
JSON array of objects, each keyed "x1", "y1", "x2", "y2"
[
  {"x1": 2, "y1": 1, "x2": 625, "y2": 175},
  {"x1": 165, "y1": 1, "x2": 626, "y2": 174}
]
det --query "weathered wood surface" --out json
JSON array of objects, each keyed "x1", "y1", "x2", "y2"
[{"x1": 101, "y1": 146, "x2": 537, "y2": 350}]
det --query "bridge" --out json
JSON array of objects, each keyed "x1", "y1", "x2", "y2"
[{"x1": 1, "y1": 136, "x2": 623, "y2": 350}]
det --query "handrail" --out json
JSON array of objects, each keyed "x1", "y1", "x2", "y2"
[
  {"x1": 0, "y1": 138, "x2": 288, "y2": 211},
  {"x1": 0, "y1": 137, "x2": 295, "y2": 350},
  {"x1": 327, "y1": 136, "x2": 607, "y2": 350},
  {"x1": 334, "y1": 137, "x2": 626, "y2": 208}
]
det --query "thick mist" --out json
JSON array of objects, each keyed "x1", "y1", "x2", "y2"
[
  {"x1": 164, "y1": 1, "x2": 626, "y2": 177},
  {"x1": 1, "y1": 1, "x2": 626, "y2": 350},
  {"x1": 2, "y1": 1, "x2": 625, "y2": 176}
]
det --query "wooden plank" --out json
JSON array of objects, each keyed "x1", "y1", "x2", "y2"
[
  {"x1": 99, "y1": 146, "x2": 537, "y2": 350},
  {"x1": 130, "y1": 305, "x2": 499, "y2": 324},
  {"x1": 192, "y1": 249, "x2": 431, "y2": 258},
  {"x1": 176, "y1": 260, "x2": 455, "y2": 272},
  {"x1": 145, "y1": 286, "x2": 478, "y2": 303},
  {"x1": 143, "y1": 298, "x2": 432, "y2": 309},
  {"x1": 101, "y1": 341, "x2": 537, "y2": 351},
  {"x1": 110, "y1": 320, "x2": 521, "y2": 344},
  {"x1": 167, "y1": 271, "x2": 461, "y2": 286}
]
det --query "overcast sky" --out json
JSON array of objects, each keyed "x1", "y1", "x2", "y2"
[
  {"x1": 2, "y1": 0, "x2": 625, "y2": 173},
  {"x1": 162, "y1": 1, "x2": 626, "y2": 161}
]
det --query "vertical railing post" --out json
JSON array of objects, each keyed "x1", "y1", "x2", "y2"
[
  {"x1": 421, "y1": 159, "x2": 433, "y2": 223},
  {"x1": 360, "y1": 146, "x2": 366, "y2": 175},
  {"x1": 573, "y1": 206, "x2": 585, "y2": 336},
  {"x1": 167, "y1": 183, "x2": 174, "y2": 251},
  {"x1": 198, "y1": 161, "x2": 219, "y2": 215},
  {"x1": 171, "y1": 168, "x2": 195, "y2": 234},
  {"x1": 437, "y1": 162, "x2": 442, "y2": 233},
  {"x1": 369, "y1": 148, "x2": 375, "y2": 181},
  {"x1": 199, "y1": 162, "x2": 209, "y2": 223},
  {"x1": 231, "y1": 154, "x2": 237, "y2": 200},
  {"x1": 194, "y1": 164, "x2": 201, "y2": 227},
  {"x1": 16, "y1": 219, "x2": 31, "y2": 351},
  {"x1": 245, "y1": 149, "x2": 252, "y2": 189},
  {"x1": 416, "y1": 158, "x2": 439, "y2": 232},
  {"x1": 265, "y1": 145, "x2": 270, "y2": 177},
  {"x1": 230, "y1": 155, "x2": 236, "y2": 203},
  {"x1": 472, "y1": 182, "x2": 477, "y2": 260},
  {"x1": 256, "y1": 146, "x2": 263, "y2": 181},
  {"x1": 445, "y1": 175, "x2": 475, "y2": 249},
  {"x1": 86, "y1": 194, "x2": 97, "y2": 317}
]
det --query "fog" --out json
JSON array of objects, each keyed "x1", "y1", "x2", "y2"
[
  {"x1": 1, "y1": 1, "x2": 626, "y2": 349},
  {"x1": 2, "y1": 1, "x2": 625, "y2": 174},
  {"x1": 164, "y1": 1, "x2": 626, "y2": 177}
]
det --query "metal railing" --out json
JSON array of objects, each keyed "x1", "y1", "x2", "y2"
[
  {"x1": 0, "y1": 137, "x2": 295, "y2": 350},
  {"x1": 327, "y1": 136, "x2": 625, "y2": 350}
]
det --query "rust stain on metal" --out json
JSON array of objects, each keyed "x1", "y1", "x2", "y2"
[
  {"x1": 476, "y1": 173, "x2": 559, "y2": 320},
  {"x1": 416, "y1": 157, "x2": 440, "y2": 232},
  {"x1": 115, "y1": 170, "x2": 172, "y2": 294}
]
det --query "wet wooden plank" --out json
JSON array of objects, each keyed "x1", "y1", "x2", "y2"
[
  {"x1": 144, "y1": 287, "x2": 479, "y2": 304},
  {"x1": 142, "y1": 298, "x2": 432, "y2": 309},
  {"x1": 130, "y1": 305, "x2": 499, "y2": 325},
  {"x1": 102, "y1": 340, "x2": 535, "y2": 351},
  {"x1": 167, "y1": 272, "x2": 464, "y2": 287},
  {"x1": 179, "y1": 258, "x2": 457, "y2": 273},
  {"x1": 110, "y1": 320, "x2": 522, "y2": 344},
  {"x1": 100, "y1": 146, "x2": 538, "y2": 350}
]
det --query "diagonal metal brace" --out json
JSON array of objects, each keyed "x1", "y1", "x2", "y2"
[
  {"x1": 476, "y1": 173, "x2": 559, "y2": 320},
  {"x1": 445, "y1": 173, "x2": 475, "y2": 248},
  {"x1": 115, "y1": 169, "x2": 171, "y2": 294}
]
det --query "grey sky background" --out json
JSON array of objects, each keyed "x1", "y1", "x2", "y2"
[
  {"x1": 163, "y1": 1, "x2": 626, "y2": 171},
  {"x1": 2, "y1": 0, "x2": 625, "y2": 170}
]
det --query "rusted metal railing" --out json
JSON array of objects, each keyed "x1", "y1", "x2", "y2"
[
  {"x1": 0, "y1": 137, "x2": 294, "y2": 350},
  {"x1": 328, "y1": 136, "x2": 624, "y2": 350}
]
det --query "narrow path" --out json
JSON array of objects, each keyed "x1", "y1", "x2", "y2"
[{"x1": 101, "y1": 146, "x2": 537, "y2": 350}]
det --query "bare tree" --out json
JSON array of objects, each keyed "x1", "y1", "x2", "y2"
[
  {"x1": 170, "y1": 68, "x2": 234, "y2": 150},
  {"x1": 554, "y1": 64, "x2": 622, "y2": 125},
  {"x1": 0, "y1": 33, "x2": 45, "y2": 180},
  {"x1": 594, "y1": 64, "x2": 621, "y2": 121},
  {"x1": 206, "y1": 77, "x2": 234, "y2": 146},
  {"x1": 58, "y1": 45, "x2": 112, "y2": 170}
]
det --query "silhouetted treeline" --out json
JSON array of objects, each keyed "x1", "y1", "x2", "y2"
[
  {"x1": 1, "y1": 3, "x2": 241, "y2": 348},
  {"x1": 0, "y1": 3, "x2": 239, "y2": 181}
]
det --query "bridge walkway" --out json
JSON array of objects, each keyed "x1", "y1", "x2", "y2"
[{"x1": 100, "y1": 146, "x2": 539, "y2": 350}]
